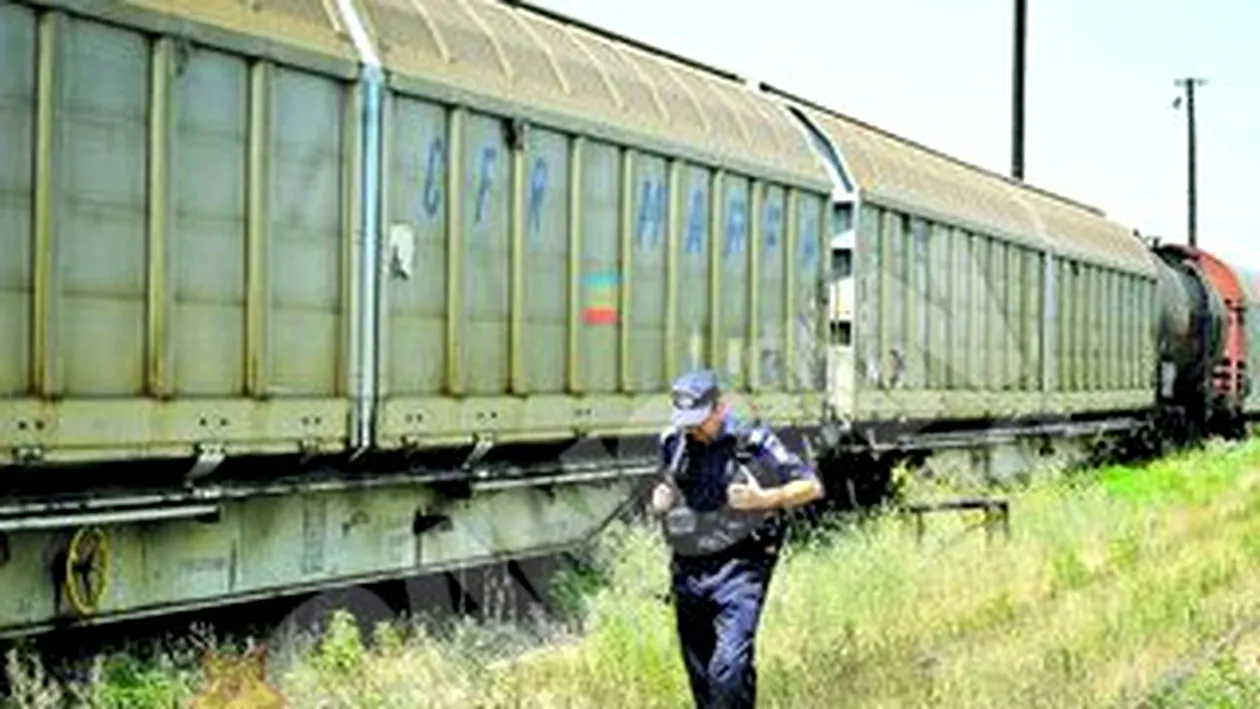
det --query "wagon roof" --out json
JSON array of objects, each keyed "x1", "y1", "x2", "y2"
[
  {"x1": 765, "y1": 84, "x2": 1156, "y2": 275},
  {"x1": 80, "y1": 0, "x2": 830, "y2": 190},
  {"x1": 354, "y1": 0, "x2": 831, "y2": 188}
]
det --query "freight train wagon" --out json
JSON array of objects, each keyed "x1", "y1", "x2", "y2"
[
  {"x1": 1150, "y1": 242, "x2": 1250, "y2": 440},
  {"x1": 1148, "y1": 241, "x2": 1227, "y2": 447},
  {"x1": 0, "y1": 0, "x2": 1239, "y2": 642},
  {"x1": 759, "y1": 86, "x2": 1165, "y2": 487},
  {"x1": 0, "y1": 0, "x2": 835, "y2": 638},
  {"x1": 1168, "y1": 249, "x2": 1260, "y2": 436},
  {"x1": 775, "y1": 81, "x2": 1254, "y2": 479}
]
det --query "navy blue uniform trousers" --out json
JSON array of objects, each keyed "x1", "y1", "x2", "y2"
[{"x1": 670, "y1": 543, "x2": 778, "y2": 708}]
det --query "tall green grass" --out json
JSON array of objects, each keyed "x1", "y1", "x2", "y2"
[{"x1": 7, "y1": 437, "x2": 1260, "y2": 708}]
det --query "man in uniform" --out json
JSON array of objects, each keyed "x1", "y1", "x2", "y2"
[{"x1": 648, "y1": 369, "x2": 825, "y2": 708}]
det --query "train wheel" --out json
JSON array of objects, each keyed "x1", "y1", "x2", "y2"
[{"x1": 64, "y1": 526, "x2": 112, "y2": 617}]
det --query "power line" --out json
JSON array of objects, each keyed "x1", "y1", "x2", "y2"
[{"x1": 1173, "y1": 77, "x2": 1207, "y2": 248}]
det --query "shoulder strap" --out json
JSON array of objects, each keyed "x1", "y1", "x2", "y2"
[
  {"x1": 658, "y1": 425, "x2": 688, "y2": 478},
  {"x1": 731, "y1": 417, "x2": 769, "y2": 459},
  {"x1": 729, "y1": 418, "x2": 785, "y2": 490}
]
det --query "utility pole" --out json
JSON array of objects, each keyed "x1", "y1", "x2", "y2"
[
  {"x1": 1011, "y1": 0, "x2": 1028, "y2": 180},
  {"x1": 1173, "y1": 77, "x2": 1206, "y2": 247}
]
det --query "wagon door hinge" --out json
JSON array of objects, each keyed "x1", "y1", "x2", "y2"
[
  {"x1": 184, "y1": 442, "x2": 226, "y2": 486},
  {"x1": 461, "y1": 433, "x2": 496, "y2": 472}
]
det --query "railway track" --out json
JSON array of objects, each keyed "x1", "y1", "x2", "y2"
[
  {"x1": 0, "y1": 551, "x2": 579, "y2": 700},
  {"x1": 1124, "y1": 608, "x2": 1260, "y2": 708}
]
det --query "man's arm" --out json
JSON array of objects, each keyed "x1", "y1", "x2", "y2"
[
  {"x1": 765, "y1": 477, "x2": 824, "y2": 509},
  {"x1": 745, "y1": 426, "x2": 825, "y2": 510}
]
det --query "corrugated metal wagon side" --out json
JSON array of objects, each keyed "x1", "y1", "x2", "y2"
[
  {"x1": 361, "y1": 0, "x2": 835, "y2": 452},
  {"x1": 762, "y1": 94, "x2": 1159, "y2": 429},
  {"x1": 1, "y1": 0, "x2": 368, "y2": 466}
]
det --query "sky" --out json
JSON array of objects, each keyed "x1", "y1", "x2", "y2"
[{"x1": 529, "y1": 0, "x2": 1259, "y2": 272}]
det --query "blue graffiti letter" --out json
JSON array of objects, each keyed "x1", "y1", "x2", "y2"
[
  {"x1": 724, "y1": 197, "x2": 746, "y2": 257},
  {"x1": 475, "y1": 145, "x2": 497, "y2": 225},
  {"x1": 801, "y1": 214, "x2": 818, "y2": 267},
  {"x1": 684, "y1": 187, "x2": 705, "y2": 255},
  {"x1": 528, "y1": 157, "x2": 548, "y2": 241},
  {"x1": 636, "y1": 179, "x2": 664, "y2": 250},
  {"x1": 764, "y1": 201, "x2": 782, "y2": 251},
  {"x1": 422, "y1": 137, "x2": 444, "y2": 220}
]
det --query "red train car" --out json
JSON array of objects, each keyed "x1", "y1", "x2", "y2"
[
  {"x1": 1156, "y1": 244, "x2": 1248, "y2": 438},
  {"x1": 1223, "y1": 264, "x2": 1260, "y2": 423}
]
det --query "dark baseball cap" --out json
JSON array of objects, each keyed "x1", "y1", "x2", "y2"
[{"x1": 669, "y1": 369, "x2": 721, "y2": 427}]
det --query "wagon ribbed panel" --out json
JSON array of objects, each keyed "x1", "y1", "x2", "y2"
[
  {"x1": 369, "y1": 0, "x2": 833, "y2": 451},
  {"x1": 778, "y1": 100, "x2": 1158, "y2": 423},
  {"x1": 0, "y1": 4, "x2": 35, "y2": 398},
  {"x1": 1, "y1": 0, "x2": 358, "y2": 465}
]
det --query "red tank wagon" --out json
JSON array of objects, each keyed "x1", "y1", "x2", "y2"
[{"x1": 1157, "y1": 244, "x2": 1248, "y2": 437}]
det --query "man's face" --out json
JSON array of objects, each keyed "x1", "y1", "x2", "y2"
[{"x1": 685, "y1": 401, "x2": 726, "y2": 443}]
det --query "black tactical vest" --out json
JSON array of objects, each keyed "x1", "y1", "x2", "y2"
[{"x1": 659, "y1": 425, "x2": 786, "y2": 558}]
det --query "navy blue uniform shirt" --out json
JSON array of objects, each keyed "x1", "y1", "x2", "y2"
[{"x1": 660, "y1": 412, "x2": 818, "y2": 514}]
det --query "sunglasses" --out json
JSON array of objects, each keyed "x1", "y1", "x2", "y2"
[{"x1": 671, "y1": 390, "x2": 717, "y2": 410}]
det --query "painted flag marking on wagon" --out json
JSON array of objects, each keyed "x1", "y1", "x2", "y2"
[{"x1": 583, "y1": 272, "x2": 620, "y2": 325}]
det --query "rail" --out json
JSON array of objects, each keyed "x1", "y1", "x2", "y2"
[{"x1": 1120, "y1": 607, "x2": 1260, "y2": 708}]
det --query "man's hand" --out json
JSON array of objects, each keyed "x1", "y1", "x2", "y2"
[
  {"x1": 649, "y1": 481, "x2": 677, "y2": 516},
  {"x1": 727, "y1": 474, "x2": 777, "y2": 511}
]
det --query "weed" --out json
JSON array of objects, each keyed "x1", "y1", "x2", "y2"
[{"x1": 8, "y1": 437, "x2": 1260, "y2": 707}]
